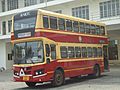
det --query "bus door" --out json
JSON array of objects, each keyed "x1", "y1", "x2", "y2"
[{"x1": 103, "y1": 45, "x2": 109, "y2": 71}]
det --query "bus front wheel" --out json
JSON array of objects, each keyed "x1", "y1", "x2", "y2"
[
  {"x1": 52, "y1": 70, "x2": 64, "y2": 86},
  {"x1": 25, "y1": 82, "x2": 36, "y2": 87}
]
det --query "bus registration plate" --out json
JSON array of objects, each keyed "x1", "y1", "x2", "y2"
[
  {"x1": 18, "y1": 32, "x2": 31, "y2": 38},
  {"x1": 23, "y1": 76, "x2": 29, "y2": 81}
]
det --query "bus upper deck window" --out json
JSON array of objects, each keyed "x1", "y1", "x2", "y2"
[
  {"x1": 50, "y1": 16, "x2": 57, "y2": 30},
  {"x1": 90, "y1": 24, "x2": 96, "y2": 34},
  {"x1": 66, "y1": 19, "x2": 72, "y2": 32},
  {"x1": 73, "y1": 21, "x2": 79, "y2": 32},
  {"x1": 58, "y1": 18, "x2": 65, "y2": 30},
  {"x1": 101, "y1": 26, "x2": 105, "y2": 35},
  {"x1": 43, "y1": 15, "x2": 49, "y2": 28},
  {"x1": 96, "y1": 25, "x2": 100, "y2": 35},
  {"x1": 85, "y1": 23, "x2": 90, "y2": 34},
  {"x1": 80, "y1": 22, "x2": 85, "y2": 34}
]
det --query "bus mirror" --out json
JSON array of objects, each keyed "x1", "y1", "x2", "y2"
[{"x1": 46, "y1": 58, "x2": 50, "y2": 64}]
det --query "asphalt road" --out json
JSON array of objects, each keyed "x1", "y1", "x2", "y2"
[{"x1": 0, "y1": 66, "x2": 120, "y2": 90}]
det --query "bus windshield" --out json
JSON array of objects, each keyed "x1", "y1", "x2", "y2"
[
  {"x1": 14, "y1": 41, "x2": 44, "y2": 64},
  {"x1": 14, "y1": 17, "x2": 36, "y2": 31}
]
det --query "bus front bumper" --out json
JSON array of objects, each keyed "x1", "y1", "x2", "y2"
[{"x1": 13, "y1": 73, "x2": 52, "y2": 82}]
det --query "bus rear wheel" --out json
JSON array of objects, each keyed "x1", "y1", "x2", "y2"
[
  {"x1": 25, "y1": 82, "x2": 36, "y2": 87},
  {"x1": 93, "y1": 65, "x2": 101, "y2": 78},
  {"x1": 52, "y1": 70, "x2": 64, "y2": 86},
  {"x1": 88, "y1": 65, "x2": 101, "y2": 78}
]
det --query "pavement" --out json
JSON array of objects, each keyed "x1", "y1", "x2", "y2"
[{"x1": 0, "y1": 66, "x2": 120, "y2": 90}]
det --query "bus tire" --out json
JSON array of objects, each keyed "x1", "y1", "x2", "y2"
[
  {"x1": 52, "y1": 70, "x2": 64, "y2": 87},
  {"x1": 93, "y1": 65, "x2": 101, "y2": 78},
  {"x1": 25, "y1": 82, "x2": 36, "y2": 87},
  {"x1": 88, "y1": 65, "x2": 101, "y2": 78}
]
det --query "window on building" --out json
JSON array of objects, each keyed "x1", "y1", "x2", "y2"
[
  {"x1": 2, "y1": 21, "x2": 6, "y2": 35},
  {"x1": 72, "y1": 5, "x2": 89, "y2": 20},
  {"x1": 60, "y1": 46, "x2": 68, "y2": 58},
  {"x1": 75, "y1": 47, "x2": 81, "y2": 58},
  {"x1": 39, "y1": 0, "x2": 44, "y2": 3},
  {"x1": 58, "y1": 18, "x2": 65, "y2": 30},
  {"x1": 66, "y1": 19, "x2": 72, "y2": 31},
  {"x1": 68, "y1": 47, "x2": 75, "y2": 58},
  {"x1": 73, "y1": 21, "x2": 79, "y2": 32},
  {"x1": 54, "y1": 10, "x2": 62, "y2": 14},
  {"x1": 80, "y1": 22, "x2": 85, "y2": 33},
  {"x1": 50, "y1": 16, "x2": 57, "y2": 29},
  {"x1": 93, "y1": 47, "x2": 97, "y2": 57},
  {"x1": 87, "y1": 47, "x2": 93, "y2": 57},
  {"x1": 8, "y1": 20, "x2": 12, "y2": 33},
  {"x1": 1, "y1": 0, "x2": 5, "y2": 12},
  {"x1": 100, "y1": 0, "x2": 120, "y2": 18},
  {"x1": 43, "y1": 15, "x2": 49, "y2": 28},
  {"x1": 50, "y1": 44, "x2": 56, "y2": 60},
  {"x1": 82, "y1": 47, "x2": 87, "y2": 58},
  {"x1": 47, "y1": 0, "x2": 54, "y2": 2},
  {"x1": 7, "y1": 0, "x2": 18, "y2": 11},
  {"x1": 24, "y1": 0, "x2": 37, "y2": 7}
]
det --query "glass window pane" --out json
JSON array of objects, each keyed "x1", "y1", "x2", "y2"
[
  {"x1": 73, "y1": 21, "x2": 79, "y2": 32},
  {"x1": 80, "y1": 22, "x2": 85, "y2": 33},
  {"x1": 66, "y1": 19, "x2": 72, "y2": 31},
  {"x1": 50, "y1": 16, "x2": 57, "y2": 29},
  {"x1": 50, "y1": 44, "x2": 56, "y2": 60},
  {"x1": 60, "y1": 47, "x2": 68, "y2": 58},
  {"x1": 43, "y1": 15, "x2": 49, "y2": 28},
  {"x1": 82, "y1": 47, "x2": 87, "y2": 58},
  {"x1": 75, "y1": 47, "x2": 81, "y2": 58},
  {"x1": 58, "y1": 18, "x2": 65, "y2": 30},
  {"x1": 68, "y1": 47, "x2": 75, "y2": 58}
]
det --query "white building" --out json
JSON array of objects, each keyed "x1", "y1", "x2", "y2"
[{"x1": 0, "y1": 0, "x2": 120, "y2": 69}]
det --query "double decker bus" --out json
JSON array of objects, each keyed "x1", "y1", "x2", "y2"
[{"x1": 11, "y1": 9, "x2": 109, "y2": 87}]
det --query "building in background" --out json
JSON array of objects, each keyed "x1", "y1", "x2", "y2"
[{"x1": 0, "y1": 0, "x2": 120, "y2": 69}]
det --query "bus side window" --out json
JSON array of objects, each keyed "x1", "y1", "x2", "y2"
[
  {"x1": 73, "y1": 21, "x2": 79, "y2": 32},
  {"x1": 96, "y1": 25, "x2": 100, "y2": 35},
  {"x1": 50, "y1": 44, "x2": 56, "y2": 60},
  {"x1": 66, "y1": 19, "x2": 72, "y2": 32},
  {"x1": 50, "y1": 16, "x2": 57, "y2": 29},
  {"x1": 87, "y1": 47, "x2": 93, "y2": 57},
  {"x1": 80, "y1": 22, "x2": 85, "y2": 33},
  {"x1": 43, "y1": 15, "x2": 49, "y2": 28},
  {"x1": 68, "y1": 47, "x2": 75, "y2": 58},
  {"x1": 85, "y1": 23, "x2": 90, "y2": 34},
  {"x1": 75, "y1": 47, "x2": 81, "y2": 58},
  {"x1": 82, "y1": 47, "x2": 87, "y2": 58},
  {"x1": 97, "y1": 47, "x2": 102, "y2": 57},
  {"x1": 45, "y1": 44, "x2": 50, "y2": 57},
  {"x1": 90, "y1": 24, "x2": 96, "y2": 34},
  {"x1": 58, "y1": 18, "x2": 65, "y2": 30},
  {"x1": 101, "y1": 26, "x2": 105, "y2": 35},
  {"x1": 60, "y1": 46, "x2": 68, "y2": 58},
  {"x1": 93, "y1": 47, "x2": 97, "y2": 57}
]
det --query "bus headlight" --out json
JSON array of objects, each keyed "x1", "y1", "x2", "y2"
[{"x1": 35, "y1": 69, "x2": 44, "y2": 75}]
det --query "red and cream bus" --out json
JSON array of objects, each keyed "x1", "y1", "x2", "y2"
[{"x1": 11, "y1": 9, "x2": 109, "y2": 87}]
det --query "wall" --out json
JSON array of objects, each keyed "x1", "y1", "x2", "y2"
[
  {"x1": 0, "y1": 40, "x2": 6, "y2": 69},
  {"x1": 6, "y1": 42, "x2": 13, "y2": 69}
]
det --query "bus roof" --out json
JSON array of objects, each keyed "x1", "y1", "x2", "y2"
[{"x1": 38, "y1": 9, "x2": 105, "y2": 26}]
